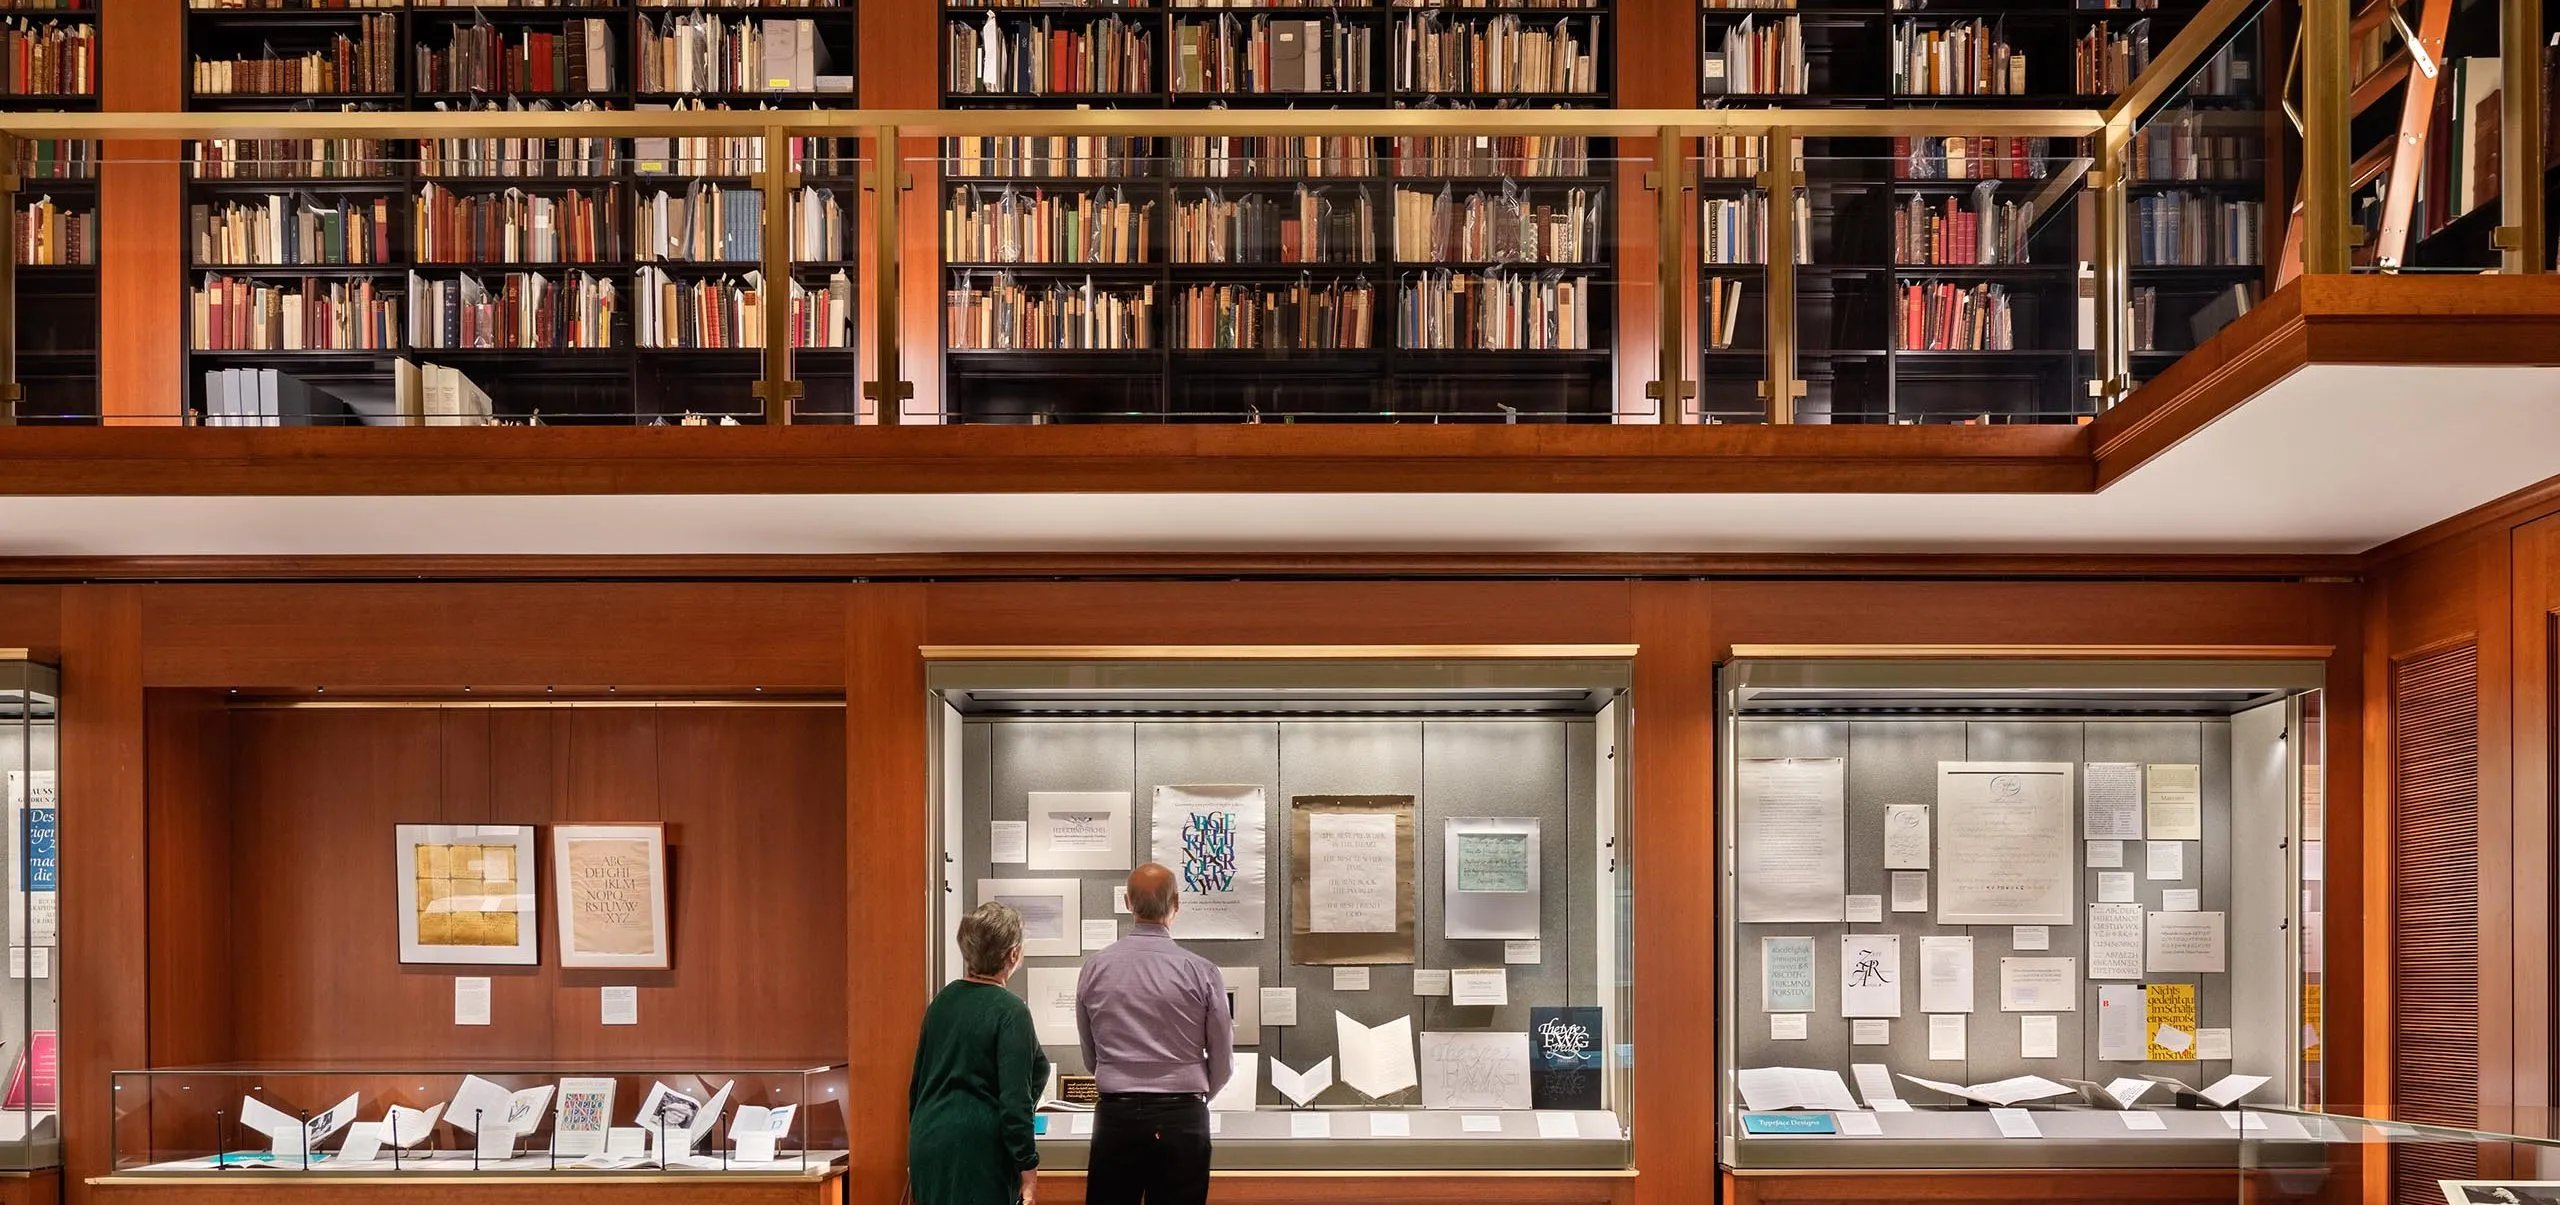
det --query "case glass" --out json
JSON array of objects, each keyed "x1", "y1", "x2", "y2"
[
  {"x1": 0, "y1": 656, "x2": 57, "y2": 1172},
  {"x1": 2239, "y1": 1108, "x2": 2560, "y2": 1205},
  {"x1": 929, "y1": 657, "x2": 1633, "y2": 1171},
  {"x1": 1717, "y1": 657, "x2": 2324, "y2": 1169},
  {"x1": 107, "y1": 1064, "x2": 848, "y2": 1177}
]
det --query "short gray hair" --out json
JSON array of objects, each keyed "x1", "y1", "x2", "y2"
[{"x1": 959, "y1": 902, "x2": 1023, "y2": 977}]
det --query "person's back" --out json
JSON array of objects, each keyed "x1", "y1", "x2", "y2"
[{"x1": 1075, "y1": 863, "x2": 1232, "y2": 1205}]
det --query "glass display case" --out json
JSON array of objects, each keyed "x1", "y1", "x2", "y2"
[
  {"x1": 2239, "y1": 1109, "x2": 2560, "y2": 1205},
  {"x1": 107, "y1": 1064, "x2": 848, "y2": 1177},
  {"x1": 1717, "y1": 657, "x2": 2325, "y2": 1169},
  {"x1": 0, "y1": 655, "x2": 57, "y2": 1172},
  {"x1": 929, "y1": 656, "x2": 1633, "y2": 1171}
]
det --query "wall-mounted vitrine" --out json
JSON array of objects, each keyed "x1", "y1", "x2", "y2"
[
  {"x1": 929, "y1": 656, "x2": 1632, "y2": 1170},
  {"x1": 0, "y1": 654, "x2": 57, "y2": 1172}
]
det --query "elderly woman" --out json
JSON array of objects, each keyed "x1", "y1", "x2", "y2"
[{"x1": 909, "y1": 901, "x2": 1050, "y2": 1205}]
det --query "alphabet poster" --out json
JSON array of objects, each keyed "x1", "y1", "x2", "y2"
[
  {"x1": 1151, "y1": 785, "x2": 1267, "y2": 940},
  {"x1": 554, "y1": 823, "x2": 670, "y2": 969}
]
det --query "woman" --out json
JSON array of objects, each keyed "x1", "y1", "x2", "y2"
[{"x1": 909, "y1": 901, "x2": 1049, "y2": 1205}]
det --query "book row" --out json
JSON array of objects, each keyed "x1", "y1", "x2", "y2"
[
  {"x1": 948, "y1": 10, "x2": 1607, "y2": 96},
  {"x1": 14, "y1": 195, "x2": 92, "y2": 266},
  {"x1": 1894, "y1": 279, "x2": 2016, "y2": 351},
  {"x1": 2069, "y1": 19, "x2": 2146, "y2": 97},
  {"x1": 188, "y1": 113, "x2": 858, "y2": 182},
  {"x1": 941, "y1": 134, "x2": 1596, "y2": 181},
  {"x1": 192, "y1": 13, "x2": 400, "y2": 95},
  {"x1": 636, "y1": 14, "x2": 846, "y2": 95},
  {"x1": 1701, "y1": 192, "x2": 1809, "y2": 266},
  {"x1": 2131, "y1": 193, "x2": 2260, "y2": 267},
  {"x1": 190, "y1": 13, "x2": 848, "y2": 97},
  {"x1": 942, "y1": 268, "x2": 1592, "y2": 350},
  {"x1": 0, "y1": 15, "x2": 91, "y2": 96},
  {"x1": 937, "y1": 182, "x2": 1601, "y2": 265},
  {"x1": 1890, "y1": 18, "x2": 2025, "y2": 97},
  {"x1": 188, "y1": 268, "x2": 854, "y2": 350},
  {"x1": 2130, "y1": 114, "x2": 2259, "y2": 183},
  {"x1": 1891, "y1": 187, "x2": 2033, "y2": 267},
  {"x1": 415, "y1": 18, "x2": 615, "y2": 95}
]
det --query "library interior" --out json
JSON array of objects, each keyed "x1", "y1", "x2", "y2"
[{"x1": 0, "y1": 1, "x2": 2556, "y2": 1205}]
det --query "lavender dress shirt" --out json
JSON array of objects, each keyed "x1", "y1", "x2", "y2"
[{"x1": 1073, "y1": 922, "x2": 1235, "y2": 1097}]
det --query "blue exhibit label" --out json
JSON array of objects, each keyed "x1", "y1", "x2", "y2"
[{"x1": 1741, "y1": 1112, "x2": 1838, "y2": 1135}]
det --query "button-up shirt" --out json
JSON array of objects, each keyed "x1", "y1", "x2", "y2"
[{"x1": 1074, "y1": 922, "x2": 1234, "y2": 1096}]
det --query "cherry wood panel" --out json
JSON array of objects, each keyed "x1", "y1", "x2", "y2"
[
  {"x1": 2510, "y1": 514, "x2": 2560, "y2": 1129},
  {"x1": 213, "y1": 705, "x2": 847, "y2": 1064},
  {"x1": 920, "y1": 580, "x2": 1637, "y2": 647},
  {"x1": 135, "y1": 584, "x2": 848, "y2": 689},
  {"x1": 1724, "y1": 1169, "x2": 2233, "y2": 1205},
  {"x1": 1611, "y1": 0, "x2": 1700, "y2": 422},
  {"x1": 85, "y1": 1177, "x2": 841, "y2": 1205},
  {"x1": 842, "y1": 585, "x2": 928, "y2": 1205},
  {"x1": 60, "y1": 588, "x2": 148, "y2": 1200},
  {"x1": 0, "y1": 1171, "x2": 58, "y2": 1205},
  {"x1": 97, "y1": 0, "x2": 184, "y2": 425},
  {"x1": 143, "y1": 692, "x2": 234, "y2": 1072},
  {"x1": 0, "y1": 424, "x2": 2092, "y2": 496},
  {"x1": 1630, "y1": 582, "x2": 1715, "y2": 1205},
  {"x1": 0, "y1": 588, "x2": 60, "y2": 661},
  {"x1": 1703, "y1": 579, "x2": 2354, "y2": 653}
]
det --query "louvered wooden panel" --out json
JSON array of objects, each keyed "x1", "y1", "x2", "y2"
[{"x1": 2392, "y1": 643, "x2": 2482, "y2": 1202}]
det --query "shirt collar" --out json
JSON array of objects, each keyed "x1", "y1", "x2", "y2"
[{"x1": 1131, "y1": 922, "x2": 1172, "y2": 937}]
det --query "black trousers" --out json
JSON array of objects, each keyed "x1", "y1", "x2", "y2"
[{"x1": 1085, "y1": 1092, "x2": 1211, "y2": 1205}]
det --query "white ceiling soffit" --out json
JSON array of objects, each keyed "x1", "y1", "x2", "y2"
[{"x1": 2, "y1": 364, "x2": 2555, "y2": 558}]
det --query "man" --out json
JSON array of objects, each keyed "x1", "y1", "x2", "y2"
[{"x1": 1075, "y1": 862, "x2": 1233, "y2": 1205}]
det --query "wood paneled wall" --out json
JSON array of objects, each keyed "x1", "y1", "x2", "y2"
[{"x1": 0, "y1": 573, "x2": 2371, "y2": 1205}]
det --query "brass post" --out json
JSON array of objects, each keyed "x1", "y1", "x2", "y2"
[
  {"x1": 1644, "y1": 126, "x2": 1693, "y2": 423},
  {"x1": 2092, "y1": 122, "x2": 2132, "y2": 408},
  {"x1": 0, "y1": 133, "x2": 19, "y2": 426},
  {"x1": 1757, "y1": 130, "x2": 1803, "y2": 423},
  {"x1": 753, "y1": 124, "x2": 801, "y2": 424},
  {"x1": 2301, "y1": 0, "x2": 2352, "y2": 274},
  {"x1": 862, "y1": 124, "x2": 916, "y2": 425},
  {"x1": 2497, "y1": 0, "x2": 2546, "y2": 273}
]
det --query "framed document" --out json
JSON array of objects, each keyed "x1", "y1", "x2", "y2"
[
  {"x1": 553, "y1": 823, "x2": 672, "y2": 970},
  {"x1": 395, "y1": 824, "x2": 538, "y2": 965}
]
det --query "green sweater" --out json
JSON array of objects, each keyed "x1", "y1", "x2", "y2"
[{"x1": 908, "y1": 980, "x2": 1050, "y2": 1205}]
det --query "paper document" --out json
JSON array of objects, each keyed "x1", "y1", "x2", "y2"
[
  {"x1": 1850, "y1": 1063, "x2": 1899, "y2": 1106},
  {"x1": 1845, "y1": 895, "x2": 1884, "y2": 923},
  {"x1": 1929, "y1": 1014, "x2": 1966, "y2": 1061},
  {"x1": 1210, "y1": 1054, "x2": 1259, "y2": 1111},
  {"x1": 1028, "y1": 791, "x2": 1130, "y2": 870},
  {"x1": 2020, "y1": 1014, "x2": 2059, "y2": 1059},
  {"x1": 2097, "y1": 872, "x2": 2136, "y2": 904},
  {"x1": 2145, "y1": 841, "x2": 2184, "y2": 881},
  {"x1": 1935, "y1": 762, "x2": 2077, "y2": 924},
  {"x1": 1308, "y1": 812, "x2": 1399, "y2": 933},
  {"x1": 1763, "y1": 937, "x2": 1817, "y2": 1012},
  {"x1": 1919, "y1": 935, "x2": 1974, "y2": 1014},
  {"x1": 2096, "y1": 984, "x2": 2147, "y2": 1060},
  {"x1": 1333, "y1": 966, "x2": 1370, "y2": 991},
  {"x1": 1897, "y1": 1074, "x2": 2073, "y2": 1107},
  {"x1": 2144, "y1": 764, "x2": 2203, "y2": 840},
  {"x1": 1450, "y1": 968, "x2": 1508, "y2": 1007},
  {"x1": 2162, "y1": 889, "x2": 2200, "y2": 912},
  {"x1": 1890, "y1": 872, "x2": 1929, "y2": 913},
  {"x1": 1270, "y1": 1057, "x2": 1334, "y2": 1107},
  {"x1": 1999, "y1": 957, "x2": 2076, "y2": 1012},
  {"x1": 1420, "y1": 1030, "x2": 1532, "y2": 1110},
  {"x1": 2086, "y1": 840, "x2": 2124, "y2": 868},
  {"x1": 2197, "y1": 1028, "x2": 2232, "y2": 1061},
  {"x1": 1770, "y1": 1013, "x2": 1807, "y2": 1040},
  {"x1": 1261, "y1": 986, "x2": 1299, "y2": 1026},
  {"x1": 2088, "y1": 902, "x2": 2145, "y2": 979},
  {"x1": 1336, "y1": 1013, "x2": 1418, "y2": 1098},
  {"x1": 1852, "y1": 1019, "x2": 1889, "y2": 1045},
  {"x1": 989, "y1": 821, "x2": 1028, "y2": 864},
  {"x1": 1026, "y1": 966, "x2": 1081, "y2": 1046},
  {"x1": 2012, "y1": 925, "x2": 2049, "y2": 951},
  {"x1": 1736, "y1": 758, "x2": 1848, "y2": 922},
  {"x1": 1990, "y1": 1108, "x2": 2042, "y2": 1138},
  {"x1": 2146, "y1": 911, "x2": 2227, "y2": 973},
  {"x1": 2084, "y1": 763, "x2": 2143, "y2": 839},
  {"x1": 1883, "y1": 805, "x2": 1931, "y2": 870},
  {"x1": 1839, "y1": 933, "x2": 1901, "y2": 1018},
  {"x1": 1736, "y1": 1067, "x2": 1860, "y2": 1113},
  {"x1": 2198, "y1": 1074, "x2": 2270, "y2": 1108}
]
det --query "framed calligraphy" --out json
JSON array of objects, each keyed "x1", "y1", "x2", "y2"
[{"x1": 553, "y1": 823, "x2": 671, "y2": 970}]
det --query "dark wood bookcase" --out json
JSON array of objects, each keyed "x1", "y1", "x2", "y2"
[
  {"x1": 177, "y1": 0, "x2": 862, "y2": 426},
  {"x1": 937, "y1": 0, "x2": 1618, "y2": 424},
  {"x1": 1697, "y1": 0, "x2": 2271, "y2": 424},
  {"x1": 3, "y1": 0, "x2": 100, "y2": 425}
]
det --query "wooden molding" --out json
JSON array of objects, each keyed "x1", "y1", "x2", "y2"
[
  {"x1": 1729, "y1": 642, "x2": 2336, "y2": 660},
  {"x1": 2363, "y1": 472, "x2": 2560, "y2": 570},
  {"x1": 920, "y1": 643, "x2": 1640, "y2": 661}
]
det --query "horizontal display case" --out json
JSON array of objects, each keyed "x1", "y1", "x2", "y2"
[
  {"x1": 107, "y1": 1064, "x2": 848, "y2": 1178},
  {"x1": 930, "y1": 656, "x2": 1633, "y2": 1172},
  {"x1": 1717, "y1": 657, "x2": 2325, "y2": 1171},
  {"x1": 2239, "y1": 1108, "x2": 2560, "y2": 1205}
]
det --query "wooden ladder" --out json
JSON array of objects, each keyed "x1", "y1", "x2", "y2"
[{"x1": 2274, "y1": 0, "x2": 2454, "y2": 283}]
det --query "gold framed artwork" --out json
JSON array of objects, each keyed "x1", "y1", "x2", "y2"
[
  {"x1": 395, "y1": 824, "x2": 539, "y2": 966},
  {"x1": 553, "y1": 823, "x2": 672, "y2": 970}
]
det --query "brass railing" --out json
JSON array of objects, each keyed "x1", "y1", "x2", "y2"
[{"x1": 0, "y1": 0, "x2": 2538, "y2": 427}]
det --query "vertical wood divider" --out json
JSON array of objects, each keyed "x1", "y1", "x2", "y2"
[{"x1": 98, "y1": 0, "x2": 185, "y2": 424}]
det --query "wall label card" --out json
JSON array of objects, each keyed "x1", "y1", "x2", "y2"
[
  {"x1": 1935, "y1": 762, "x2": 2077, "y2": 925},
  {"x1": 1026, "y1": 966, "x2": 1081, "y2": 1046},
  {"x1": 1845, "y1": 895, "x2": 1884, "y2": 924},
  {"x1": 2145, "y1": 841, "x2": 2185, "y2": 882},
  {"x1": 1081, "y1": 919, "x2": 1118, "y2": 951},
  {"x1": 1028, "y1": 791, "x2": 1132, "y2": 871},
  {"x1": 2161, "y1": 889, "x2": 2200, "y2": 912},
  {"x1": 1840, "y1": 934, "x2": 1902, "y2": 1019},
  {"x1": 2146, "y1": 911, "x2": 2227, "y2": 973},
  {"x1": 1261, "y1": 986, "x2": 1300, "y2": 1027},
  {"x1": 1890, "y1": 871, "x2": 1929, "y2": 914},
  {"x1": 1334, "y1": 966, "x2": 1371, "y2": 992},
  {"x1": 2087, "y1": 902, "x2": 2145, "y2": 979},
  {"x1": 1998, "y1": 957, "x2": 2077, "y2": 1012},
  {"x1": 1771, "y1": 1013, "x2": 1808, "y2": 1040},
  {"x1": 1154, "y1": 785, "x2": 1268, "y2": 940},
  {"x1": 1737, "y1": 758, "x2": 1848, "y2": 922},
  {"x1": 1763, "y1": 937, "x2": 1817, "y2": 1012},
  {"x1": 2144, "y1": 764, "x2": 2203, "y2": 840},
  {"x1": 1883, "y1": 805, "x2": 1931, "y2": 870},
  {"x1": 1851, "y1": 1019, "x2": 1890, "y2": 1045},
  {"x1": 1447, "y1": 817, "x2": 1542, "y2": 940},
  {"x1": 2086, "y1": 840, "x2": 2125, "y2": 869},
  {"x1": 2144, "y1": 983, "x2": 2197, "y2": 1061},
  {"x1": 1505, "y1": 940, "x2": 1542, "y2": 965},
  {"x1": 2084, "y1": 763, "x2": 2143, "y2": 840},
  {"x1": 2012, "y1": 926, "x2": 2050, "y2": 951},
  {"x1": 1919, "y1": 935, "x2": 1974, "y2": 1014},
  {"x1": 1929, "y1": 1014, "x2": 1966, "y2": 1061},
  {"x1": 2096, "y1": 872, "x2": 2136, "y2": 904},
  {"x1": 454, "y1": 976, "x2": 491, "y2": 1026},
  {"x1": 601, "y1": 985, "x2": 638, "y2": 1026},
  {"x1": 2019, "y1": 1013, "x2": 2060, "y2": 1059},
  {"x1": 1451, "y1": 968, "x2": 1508, "y2": 1007},
  {"x1": 2197, "y1": 1027, "x2": 2233, "y2": 1061},
  {"x1": 1414, "y1": 969, "x2": 1452, "y2": 997},
  {"x1": 989, "y1": 821, "x2": 1028, "y2": 864},
  {"x1": 1291, "y1": 796, "x2": 1416, "y2": 964}
]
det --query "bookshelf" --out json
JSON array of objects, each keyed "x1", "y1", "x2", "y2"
[
  {"x1": 177, "y1": 0, "x2": 861, "y2": 426},
  {"x1": 2124, "y1": 6, "x2": 2268, "y2": 390},
  {"x1": 937, "y1": 0, "x2": 1617, "y2": 423},
  {"x1": 1697, "y1": 0, "x2": 2266, "y2": 424},
  {"x1": 2, "y1": 0, "x2": 98, "y2": 425}
]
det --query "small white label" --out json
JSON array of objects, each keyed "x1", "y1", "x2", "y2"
[
  {"x1": 1368, "y1": 1112, "x2": 1410, "y2": 1137},
  {"x1": 1291, "y1": 1112, "x2": 1331, "y2": 1139},
  {"x1": 601, "y1": 986, "x2": 638, "y2": 1026},
  {"x1": 989, "y1": 821, "x2": 1028, "y2": 864},
  {"x1": 1450, "y1": 968, "x2": 1508, "y2": 1006},
  {"x1": 1770, "y1": 1013, "x2": 1808, "y2": 1040},
  {"x1": 1845, "y1": 895, "x2": 1884, "y2": 923},
  {"x1": 1070, "y1": 1113, "x2": 1095, "y2": 1136},
  {"x1": 1260, "y1": 987, "x2": 1300, "y2": 1026},
  {"x1": 1990, "y1": 1108, "x2": 2042, "y2": 1139},
  {"x1": 1535, "y1": 1112, "x2": 1577, "y2": 1139},
  {"x1": 1461, "y1": 1115, "x2": 1503, "y2": 1133},
  {"x1": 1835, "y1": 1111, "x2": 1884, "y2": 1136},
  {"x1": 1852, "y1": 1019, "x2": 1890, "y2": 1045},
  {"x1": 1081, "y1": 919, "x2": 1118, "y2": 951},
  {"x1": 1113, "y1": 886, "x2": 1130, "y2": 914},
  {"x1": 2012, "y1": 926, "x2": 2050, "y2": 951},
  {"x1": 1333, "y1": 966, "x2": 1370, "y2": 991},
  {"x1": 1504, "y1": 940, "x2": 1542, "y2": 965},
  {"x1": 2121, "y1": 1111, "x2": 2168, "y2": 1131},
  {"x1": 1413, "y1": 969, "x2": 1452, "y2": 996},
  {"x1": 454, "y1": 977, "x2": 492, "y2": 1026}
]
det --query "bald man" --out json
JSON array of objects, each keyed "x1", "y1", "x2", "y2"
[{"x1": 1074, "y1": 862, "x2": 1232, "y2": 1205}]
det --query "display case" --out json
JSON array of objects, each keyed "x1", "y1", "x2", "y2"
[
  {"x1": 929, "y1": 656, "x2": 1633, "y2": 1171},
  {"x1": 106, "y1": 1064, "x2": 848, "y2": 1178},
  {"x1": 1717, "y1": 657, "x2": 2324, "y2": 1169},
  {"x1": 2238, "y1": 1108, "x2": 2560, "y2": 1205},
  {"x1": 0, "y1": 656, "x2": 57, "y2": 1173}
]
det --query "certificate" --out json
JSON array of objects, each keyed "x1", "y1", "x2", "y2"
[
  {"x1": 1737, "y1": 758, "x2": 1847, "y2": 922},
  {"x1": 1935, "y1": 762, "x2": 2077, "y2": 925}
]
